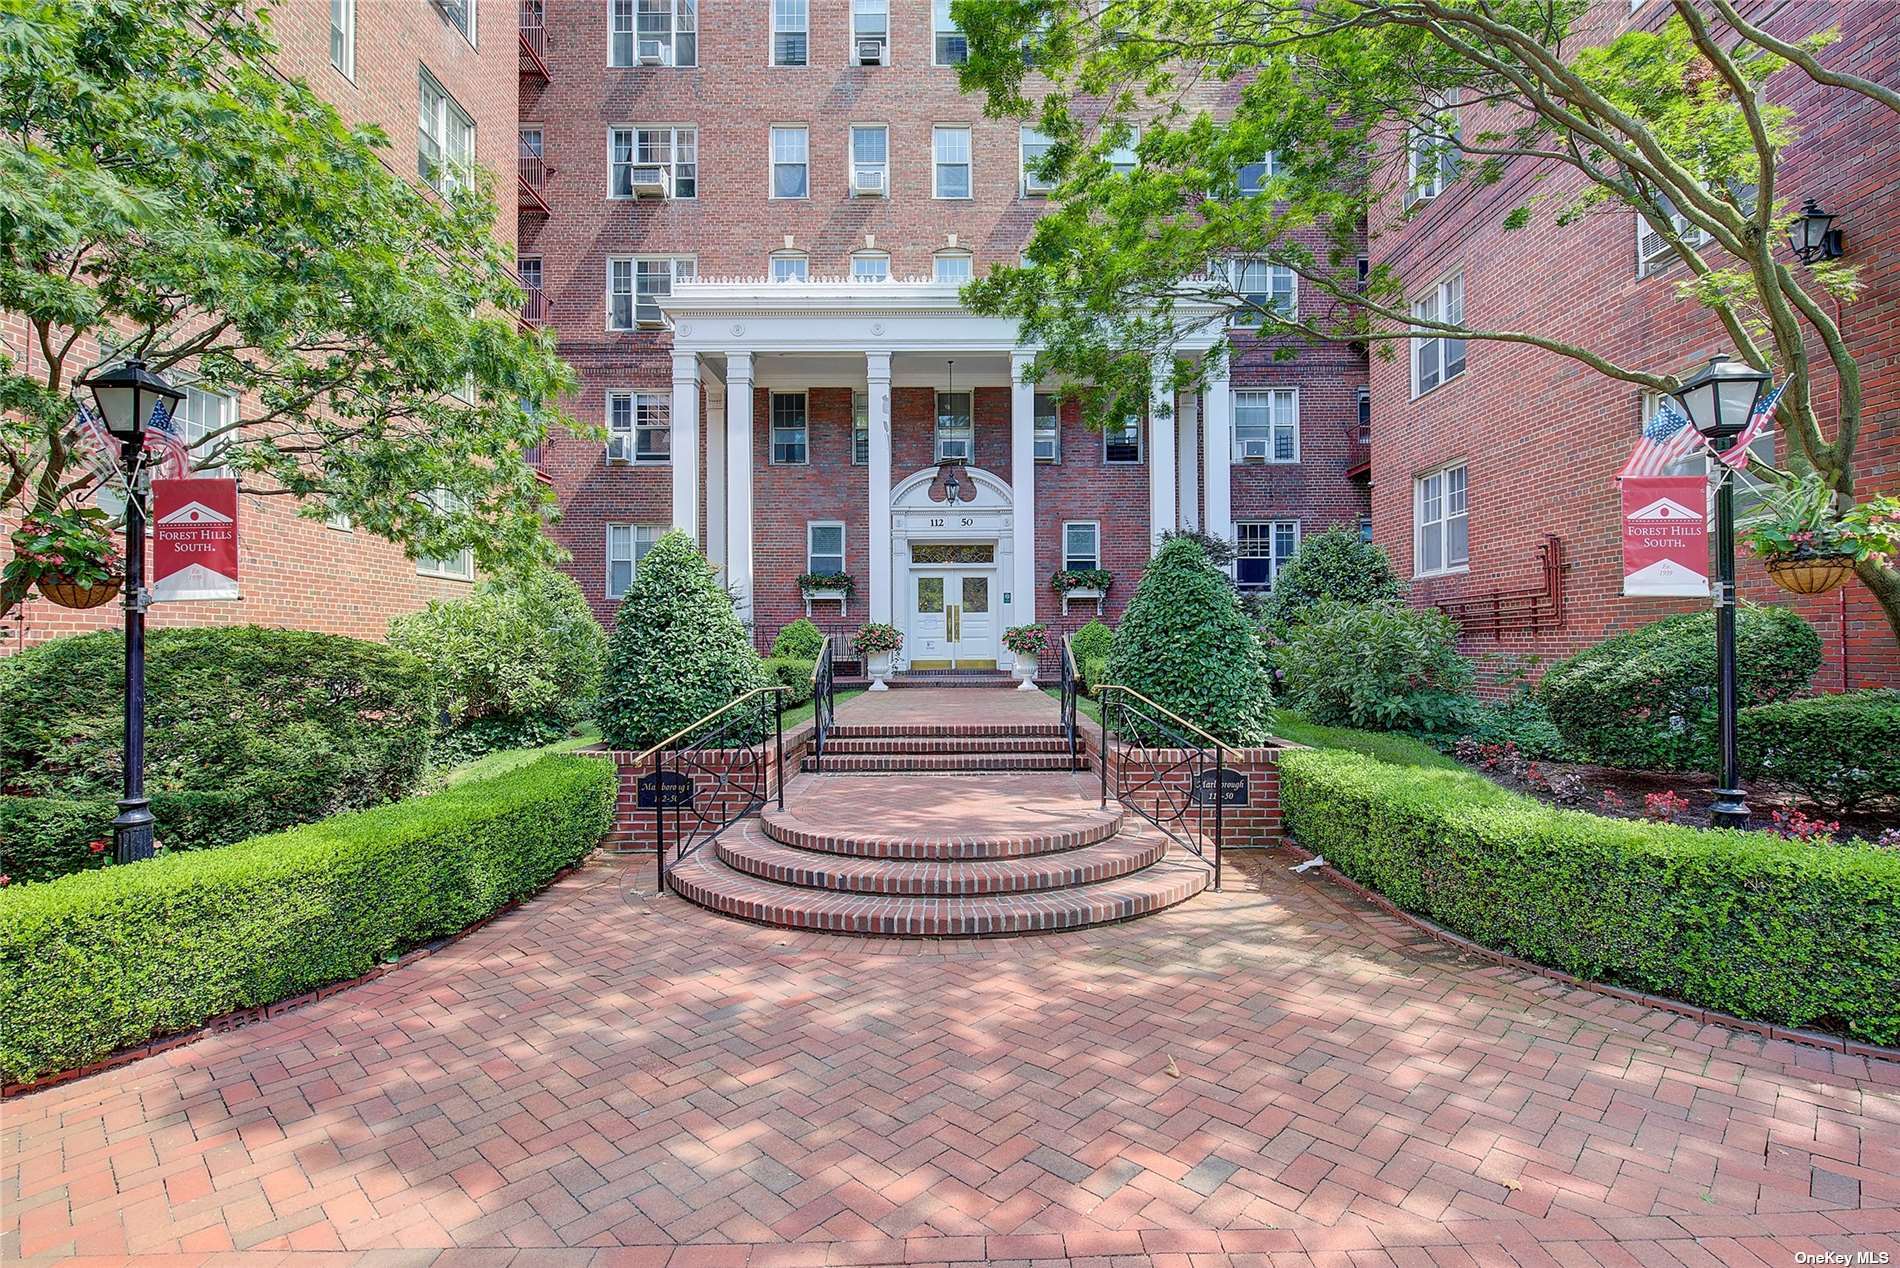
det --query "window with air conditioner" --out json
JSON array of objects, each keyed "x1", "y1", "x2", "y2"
[
  {"x1": 932, "y1": 0, "x2": 967, "y2": 64},
  {"x1": 933, "y1": 125, "x2": 971, "y2": 199},
  {"x1": 611, "y1": 0, "x2": 695, "y2": 66},
  {"x1": 610, "y1": 126, "x2": 695, "y2": 199},
  {"x1": 772, "y1": 125, "x2": 809, "y2": 198},
  {"x1": 1413, "y1": 462, "x2": 1469, "y2": 577},
  {"x1": 935, "y1": 391, "x2": 973, "y2": 461},
  {"x1": 417, "y1": 70, "x2": 475, "y2": 196},
  {"x1": 608, "y1": 256, "x2": 694, "y2": 329},
  {"x1": 1020, "y1": 127, "x2": 1055, "y2": 196},
  {"x1": 851, "y1": 125, "x2": 888, "y2": 196},
  {"x1": 1636, "y1": 196, "x2": 1714, "y2": 277},
  {"x1": 1033, "y1": 392, "x2": 1060, "y2": 462},
  {"x1": 1234, "y1": 389, "x2": 1298, "y2": 463},
  {"x1": 852, "y1": 0, "x2": 888, "y2": 63},
  {"x1": 771, "y1": 392, "x2": 809, "y2": 464},
  {"x1": 607, "y1": 524, "x2": 663, "y2": 598},
  {"x1": 772, "y1": 0, "x2": 808, "y2": 66},
  {"x1": 1410, "y1": 272, "x2": 1467, "y2": 396},
  {"x1": 606, "y1": 391, "x2": 670, "y2": 463},
  {"x1": 1235, "y1": 521, "x2": 1299, "y2": 591},
  {"x1": 1105, "y1": 416, "x2": 1142, "y2": 464}
]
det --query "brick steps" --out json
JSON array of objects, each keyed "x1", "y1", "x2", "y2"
[
  {"x1": 828, "y1": 723, "x2": 1066, "y2": 740},
  {"x1": 716, "y1": 820, "x2": 1165, "y2": 895},
  {"x1": 803, "y1": 752, "x2": 1078, "y2": 773},
  {"x1": 761, "y1": 799, "x2": 1123, "y2": 860},
  {"x1": 821, "y1": 736, "x2": 1071, "y2": 756}
]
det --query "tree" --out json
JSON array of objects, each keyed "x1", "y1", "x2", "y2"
[
  {"x1": 1258, "y1": 526, "x2": 1404, "y2": 631},
  {"x1": 1, "y1": 0, "x2": 580, "y2": 613},
  {"x1": 952, "y1": 0, "x2": 1900, "y2": 642}
]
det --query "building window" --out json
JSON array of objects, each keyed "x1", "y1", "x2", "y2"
[
  {"x1": 771, "y1": 392, "x2": 808, "y2": 464},
  {"x1": 852, "y1": 0, "x2": 888, "y2": 64},
  {"x1": 1356, "y1": 386, "x2": 1371, "y2": 444},
  {"x1": 1105, "y1": 415, "x2": 1142, "y2": 464},
  {"x1": 1406, "y1": 96, "x2": 1461, "y2": 206},
  {"x1": 330, "y1": 0, "x2": 354, "y2": 78},
  {"x1": 1106, "y1": 127, "x2": 1139, "y2": 175},
  {"x1": 608, "y1": 256, "x2": 695, "y2": 329},
  {"x1": 327, "y1": 510, "x2": 353, "y2": 532},
  {"x1": 438, "y1": 0, "x2": 476, "y2": 46},
  {"x1": 851, "y1": 124, "x2": 889, "y2": 196},
  {"x1": 1237, "y1": 151, "x2": 1279, "y2": 195},
  {"x1": 771, "y1": 125, "x2": 809, "y2": 198},
  {"x1": 1636, "y1": 197, "x2": 1713, "y2": 277},
  {"x1": 417, "y1": 70, "x2": 475, "y2": 196},
  {"x1": 1234, "y1": 389, "x2": 1298, "y2": 463},
  {"x1": 1414, "y1": 462, "x2": 1469, "y2": 576},
  {"x1": 612, "y1": 0, "x2": 695, "y2": 66},
  {"x1": 1020, "y1": 127, "x2": 1055, "y2": 195},
  {"x1": 416, "y1": 490, "x2": 474, "y2": 581},
  {"x1": 1359, "y1": 516, "x2": 1374, "y2": 542},
  {"x1": 772, "y1": 0, "x2": 808, "y2": 66},
  {"x1": 518, "y1": 254, "x2": 542, "y2": 292},
  {"x1": 1063, "y1": 521, "x2": 1100, "y2": 571},
  {"x1": 1410, "y1": 272, "x2": 1466, "y2": 396},
  {"x1": 177, "y1": 386, "x2": 236, "y2": 474},
  {"x1": 607, "y1": 391, "x2": 670, "y2": 462},
  {"x1": 852, "y1": 391, "x2": 869, "y2": 465},
  {"x1": 933, "y1": 125, "x2": 972, "y2": 199},
  {"x1": 851, "y1": 251, "x2": 889, "y2": 281},
  {"x1": 1033, "y1": 392, "x2": 1060, "y2": 462},
  {"x1": 935, "y1": 391, "x2": 973, "y2": 461},
  {"x1": 1235, "y1": 521, "x2": 1299, "y2": 591},
  {"x1": 932, "y1": 251, "x2": 972, "y2": 283},
  {"x1": 932, "y1": 0, "x2": 967, "y2": 64},
  {"x1": 607, "y1": 524, "x2": 663, "y2": 598},
  {"x1": 770, "y1": 251, "x2": 809, "y2": 282},
  {"x1": 807, "y1": 522, "x2": 845, "y2": 575},
  {"x1": 610, "y1": 126, "x2": 696, "y2": 199},
  {"x1": 1231, "y1": 258, "x2": 1295, "y2": 319}
]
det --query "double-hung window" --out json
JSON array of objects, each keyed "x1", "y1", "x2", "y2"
[
  {"x1": 1231, "y1": 258, "x2": 1296, "y2": 320},
  {"x1": 771, "y1": 125, "x2": 809, "y2": 198},
  {"x1": 772, "y1": 0, "x2": 808, "y2": 65},
  {"x1": 1235, "y1": 521, "x2": 1300, "y2": 591},
  {"x1": 606, "y1": 391, "x2": 670, "y2": 462},
  {"x1": 1410, "y1": 272, "x2": 1467, "y2": 396},
  {"x1": 770, "y1": 251, "x2": 809, "y2": 282},
  {"x1": 1106, "y1": 127, "x2": 1139, "y2": 175},
  {"x1": 935, "y1": 391, "x2": 973, "y2": 461},
  {"x1": 1063, "y1": 522, "x2": 1100, "y2": 571},
  {"x1": 1237, "y1": 152, "x2": 1279, "y2": 195},
  {"x1": 1414, "y1": 463, "x2": 1469, "y2": 576},
  {"x1": 932, "y1": 0, "x2": 967, "y2": 64},
  {"x1": 1033, "y1": 393, "x2": 1060, "y2": 462},
  {"x1": 417, "y1": 489, "x2": 475, "y2": 581},
  {"x1": 1636, "y1": 196, "x2": 1713, "y2": 277},
  {"x1": 932, "y1": 252, "x2": 972, "y2": 283},
  {"x1": 771, "y1": 392, "x2": 808, "y2": 464},
  {"x1": 1234, "y1": 389, "x2": 1298, "y2": 463},
  {"x1": 852, "y1": 0, "x2": 888, "y2": 63},
  {"x1": 612, "y1": 0, "x2": 695, "y2": 66},
  {"x1": 934, "y1": 126, "x2": 972, "y2": 199},
  {"x1": 417, "y1": 71, "x2": 475, "y2": 196},
  {"x1": 807, "y1": 523, "x2": 845, "y2": 575},
  {"x1": 852, "y1": 391, "x2": 869, "y2": 464},
  {"x1": 851, "y1": 124, "x2": 888, "y2": 196},
  {"x1": 1105, "y1": 416, "x2": 1142, "y2": 464},
  {"x1": 1406, "y1": 96, "x2": 1461, "y2": 205},
  {"x1": 610, "y1": 126, "x2": 696, "y2": 199},
  {"x1": 851, "y1": 252, "x2": 889, "y2": 281},
  {"x1": 1356, "y1": 386, "x2": 1371, "y2": 444},
  {"x1": 330, "y1": 0, "x2": 354, "y2": 77},
  {"x1": 1020, "y1": 127, "x2": 1055, "y2": 195},
  {"x1": 607, "y1": 524, "x2": 663, "y2": 598},
  {"x1": 438, "y1": 0, "x2": 475, "y2": 45},
  {"x1": 178, "y1": 386, "x2": 236, "y2": 475},
  {"x1": 608, "y1": 256, "x2": 695, "y2": 329}
]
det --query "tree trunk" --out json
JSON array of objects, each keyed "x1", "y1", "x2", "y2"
[{"x1": 1852, "y1": 558, "x2": 1900, "y2": 661}]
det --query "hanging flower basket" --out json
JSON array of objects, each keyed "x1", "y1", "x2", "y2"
[
  {"x1": 8, "y1": 507, "x2": 124, "y2": 610},
  {"x1": 1764, "y1": 551, "x2": 1856, "y2": 596},
  {"x1": 36, "y1": 576, "x2": 123, "y2": 609}
]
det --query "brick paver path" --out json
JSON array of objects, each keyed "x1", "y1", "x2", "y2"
[
  {"x1": 835, "y1": 686, "x2": 1061, "y2": 727},
  {"x1": 7, "y1": 847, "x2": 1897, "y2": 1267}
]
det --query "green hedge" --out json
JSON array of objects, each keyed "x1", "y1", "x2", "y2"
[
  {"x1": 1281, "y1": 747, "x2": 1900, "y2": 1044},
  {"x1": 1739, "y1": 691, "x2": 1900, "y2": 814},
  {"x1": 0, "y1": 755, "x2": 616, "y2": 1082},
  {"x1": 762, "y1": 656, "x2": 817, "y2": 707}
]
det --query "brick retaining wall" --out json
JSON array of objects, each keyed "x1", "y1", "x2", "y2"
[
  {"x1": 1079, "y1": 717, "x2": 1289, "y2": 849},
  {"x1": 608, "y1": 722, "x2": 814, "y2": 856}
]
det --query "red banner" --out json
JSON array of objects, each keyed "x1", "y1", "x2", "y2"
[
  {"x1": 1621, "y1": 475, "x2": 1709, "y2": 597},
  {"x1": 151, "y1": 478, "x2": 240, "y2": 602}
]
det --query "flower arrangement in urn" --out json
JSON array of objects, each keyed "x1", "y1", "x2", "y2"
[
  {"x1": 851, "y1": 621, "x2": 903, "y2": 690},
  {"x1": 5, "y1": 507, "x2": 124, "y2": 610},
  {"x1": 1002, "y1": 624, "x2": 1049, "y2": 690},
  {"x1": 1741, "y1": 475, "x2": 1900, "y2": 595}
]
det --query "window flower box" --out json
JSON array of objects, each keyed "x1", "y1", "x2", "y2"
[{"x1": 797, "y1": 571, "x2": 854, "y2": 617}]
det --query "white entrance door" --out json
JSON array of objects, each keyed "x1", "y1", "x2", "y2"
[{"x1": 910, "y1": 571, "x2": 997, "y2": 669}]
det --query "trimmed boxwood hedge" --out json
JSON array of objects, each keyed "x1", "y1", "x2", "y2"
[
  {"x1": 1281, "y1": 747, "x2": 1900, "y2": 1045},
  {"x1": 0, "y1": 755, "x2": 616, "y2": 1083},
  {"x1": 1738, "y1": 691, "x2": 1900, "y2": 814}
]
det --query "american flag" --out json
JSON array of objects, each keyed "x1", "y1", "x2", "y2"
[
  {"x1": 1618, "y1": 397, "x2": 1704, "y2": 480},
  {"x1": 141, "y1": 398, "x2": 191, "y2": 479},
  {"x1": 70, "y1": 400, "x2": 120, "y2": 486},
  {"x1": 1713, "y1": 381, "x2": 1786, "y2": 470}
]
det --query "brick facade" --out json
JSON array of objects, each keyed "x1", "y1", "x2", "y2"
[{"x1": 1366, "y1": 0, "x2": 1899, "y2": 693}]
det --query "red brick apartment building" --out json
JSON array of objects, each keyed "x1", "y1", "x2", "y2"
[
  {"x1": 518, "y1": 1, "x2": 1371, "y2": 668},
  {"x1": 2, "y1": 0, "x2": 517, "y2": 654},
  {"x1": 1367, "y1": 0, "x2": 1900, "y2": 692}
]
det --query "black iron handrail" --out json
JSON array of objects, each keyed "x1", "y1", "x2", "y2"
[
  {"x1": 812, "y1": 635, "x2": 835, "y2": 759},
  {"x1": 636, "y1": 686, "x2": 787, "y2": 891},
  {"x1": 1058, "y1": 633, "x2": 1079, "y2": 772},
  {"x1": 1094, "y1": 684, "x2": 1224, "y2": 890}
]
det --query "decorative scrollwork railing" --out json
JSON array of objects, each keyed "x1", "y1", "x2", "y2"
[
  {"x1": 637, "y1": 687, "x2": 786, "y2": 891},
  {"x1": 1095, "y1": 685, "x2": 1224, "y2": 890},
  {"x1": 1058, "y1": 634, "x2": 1080, "y2": 773},
  {"x1": 812, "y1": 636, "x2": 835, "y2": 759}
]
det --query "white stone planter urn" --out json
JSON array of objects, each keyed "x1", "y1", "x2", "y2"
[
  {"x1": 1014, "y1": 653, "x2": 1040, "y2": 690},
  {"x1": 866, "y1": 651, "x2": 894, "y2": 690}
]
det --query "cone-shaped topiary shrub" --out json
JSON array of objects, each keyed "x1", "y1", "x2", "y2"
[
  {"x1": 1104, "y1": 536, "x2": 1272, "y2": 746},
  {"x1": 599, "y1": 531, "x2": 766, "y2": 750},
  {"x1": 1257, "y1": 526, "x2": 1404, "y2": 632}
]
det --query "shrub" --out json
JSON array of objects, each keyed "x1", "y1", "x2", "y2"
[
  {"x1": 0, "y1": 755, "x2": 616, "y2": 1081},
  {"x1": 770, "y1": 618, "x2": 825, "y2": 661},
  {"x1": 1739, "y1": 690, "x2": 1900, "y2": 813},
  {"x1": 1279, "y1": 601, "x2": 1475, "y2": 736},
  {"x1": 762, "y1": 656, "x2": 816, "y2": 707},
  {"x1": 1104, "y1": 536, "x2": 1271, "y2": 746},
  {"x1": 1541, "y1": 606, "x2": 1820, "y2": 772},
  {"x1": 1281, "y1": 746, "x2": 1900, "y2": 1045},
  {"x1": 1082, "y1": 657, "x2": 1109, "y2": 696},
  {"x1": 1273, "y1": 710, "x2": 1461, "y2": 770},
  {"x1": 1465, "y1": 691, "x2": 1568, "y2": 760},
  {"x1": 1067, "y1": 619, "x2": 1114, "y2": 694},
  {"x1": 1257, "y1": 526, "x2": 1404, "y2": 632},
  {"x1": 389, "y1": 569, "x2": 607, "y2": 763},
  {"x1": 598, "y1": 531, "x2": 766, "y2": 750}
]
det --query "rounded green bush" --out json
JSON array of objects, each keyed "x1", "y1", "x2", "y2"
[
  {"x1": 1279, "y1": 601, "x2": 1475, "y2": 736},
  {"x1": 1068, "y1": 618, "x2": 1113, "y2": 690},
  {"x1": 762, "y1": 656, "x2": 817, "y2": 707},
  {"x1": 1541, "y1": 605, "x2": 1820, "y2": 772},
  {"x1": 1104, "y1": 536, "x2": 1271, "y2": 745},
  {"x1": 1258, "y1": 526, "x2": 1404, "y2": 632},
  {"x1": 1739, "y1": 690, "x2": 1900, "y2": 813},
  {"x1": 769, "y1": 618, "x2": 825, "y2": 661},
  {"x1": 598, "y1": 531, "x2": 766, "y2": 750}
]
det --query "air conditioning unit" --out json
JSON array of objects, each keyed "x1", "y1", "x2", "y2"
[
  {"x1": 626, "y1": 164, "x2": 669, "y2": 198},
  {"x1": 1034, "y1": 439, "x2": 1058, "y2": 462},
  {"x1": 637, "y1": 38, "x2": 665, "y2": 64},
  {"x1": 607, "y1": 435, "x2": 632, "y2": 463},
  {"x1": 856, "y1": 37, "x2": 886, "y2": 65},
  {"x1": 1240, "y1": 438, "x2": 1270, "y2": 462},
  {"x1": 851, "y1": 166, "x2": 886, "y2": 196},
  {"x1": 1023, "y1": 172, "x2": 1056, "y2": 195}
]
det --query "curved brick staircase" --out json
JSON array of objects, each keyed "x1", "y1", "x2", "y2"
[{"x1": 667, "y1": 722, "x2": 1212, "y2": 935}]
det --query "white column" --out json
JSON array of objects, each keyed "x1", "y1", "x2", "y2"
[
  {"x1": 670, "y1": 352, "x2": 700, "y2": 541},
  {"x1": 725, "y1": 353, "x2": 754, "y2": 624},
  {"x1": 1147, "y1": 362, "x2": 1176, "y2": 550},
  {"x1": 1202, "y1": 365, "x2": 1234, "y2": 555},
  {"x1": 704, "y1": 386, "x2": 727, "y2": 571},
  {"x1": 1177, "y1": 391, "x2": 1200, "y2": 531},
  {"x1": 866, "y1": 351, "x2": 894, "y2": 627},
  {"x1": 1009, "y1": 350, "x2": 1038, "y2": 628}
]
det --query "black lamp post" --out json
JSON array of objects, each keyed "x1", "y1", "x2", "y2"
[
  {"x1": 1788, "y1": 198, "x2": 1843, "y2": 265},
  {"x1": 78, "y1": 357, "x2": 185, "y2": 865},
  {"x1": 1670, "y1": 353, "x2": 1771, "y2": 830}
]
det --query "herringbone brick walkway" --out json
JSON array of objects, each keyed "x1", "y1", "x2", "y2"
[{"x1": 6, "y1": 849, "x2": 1897, "y2": 1267}]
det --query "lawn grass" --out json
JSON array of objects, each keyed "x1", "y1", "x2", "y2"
[
  {"x1": 784, "y1": 688, "x2": 866, "y2": 733},
  {"x1": 442, "y1": 724, "x2": 603, "y2": 787},
  {"x1": 1269, "y1": 709, "x2": 1461, "y2": 770}
]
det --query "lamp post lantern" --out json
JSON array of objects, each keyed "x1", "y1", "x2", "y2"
[
  {"x1": 1670, "y1": 354, "x2": 1771, "y2": 830},
  {"x1": 78, "y1": 357, "x2": 185, "y2": 865},
  {"x1": 1788, "y1": 198, "x2": 1844, "y2": 265}
]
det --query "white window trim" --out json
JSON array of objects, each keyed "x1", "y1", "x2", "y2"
[
  {"x1": 330, "y1": 0, "x2": 355, "y2": 80},
  {"x1": 1233, "y1": 387, "x2": 1300, "y2": 464},
  {"x1": 606, "y1": 523, "x2": 664, "y2": 599},
  {"x1": 606, "y1": 255, "x2": 696, "y2": 330},
  {"x1": 417, "y1": 69, "x2": 475, "y2": 196},
  {"x1": 607, "y1": 124, "x2": 697, "y2": 201},
  {"x1": 770, "y1": 124, "x2": 810, "y2": 200},
  {"x1": 415, "y1": 490, "x2": 475, "y2": 581},
  {"x1": 1405, "y1": 95, "x2": 1461, "y2": 205},
  {"x1": 850, "y1": 123, "x2": 890, "y2": 197},
  {"x1": 609, "y1": 0, "x2": 696, "y2": 67},
  {"x1": 1228, "y1": 258, "x2": 1297, "y2": 323},
  {"x1": 1412, "y1": 461, "x2": 1470, "y2": 579},
  {"x1": 932, "y1": 250, "x2": 973, "y2": 282},
  {"x1": 1636, "y1": 200, "x2": 1713, "y2": 278},
  {"x1": 1104, "y1": 416, "x2": 1144, "y2": 465},
  {"x1": 1062, "y1": 520, "x2": 1101, "y2": 572},
  {"x1": 769, "y1": 250, "x2": 809, "y2": 281},
  {"x1": 1033, "y1": 392, "x2": 1060, "y2": 463},
  {"x1": 931, "y1": 0, "x2": 967, "y2": 66},
  {"x1": 933, "y1": 125, "x2": 973, "y2": 200},
  {"x1": 1020, "y1": 127, "x2": 1055, "y2": 197},
  {"x1": 852, "y1": 391, "x2": 869, "y2": 465},
  {"x1": 771, "y1": 0, "x2": 809, "y2": 66},
  {"x1": 1409, "y1": 271, "x2": 1466, "y2": 399},
  {"x1": 1236, "y1": 151, "x2": 1279, "y2": 195},
  {"x1": 438, "y1": 0, "x2": 477, "y2": 48},
  {"x1": 606, "y1": 390, "x2": 671, "y2": 464},
  {"x1": 769, "y1": 390, "x2": 809, "y2": 465},
  {"x1": 850, "y1": 251, "x2": 891, "y2": 281},
  {"x1": 934, "y1": 390, "x2": 974, "y2": 462},
  {"x1": 806, "y1": 521, "x2": 847, "y2": 575}
]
